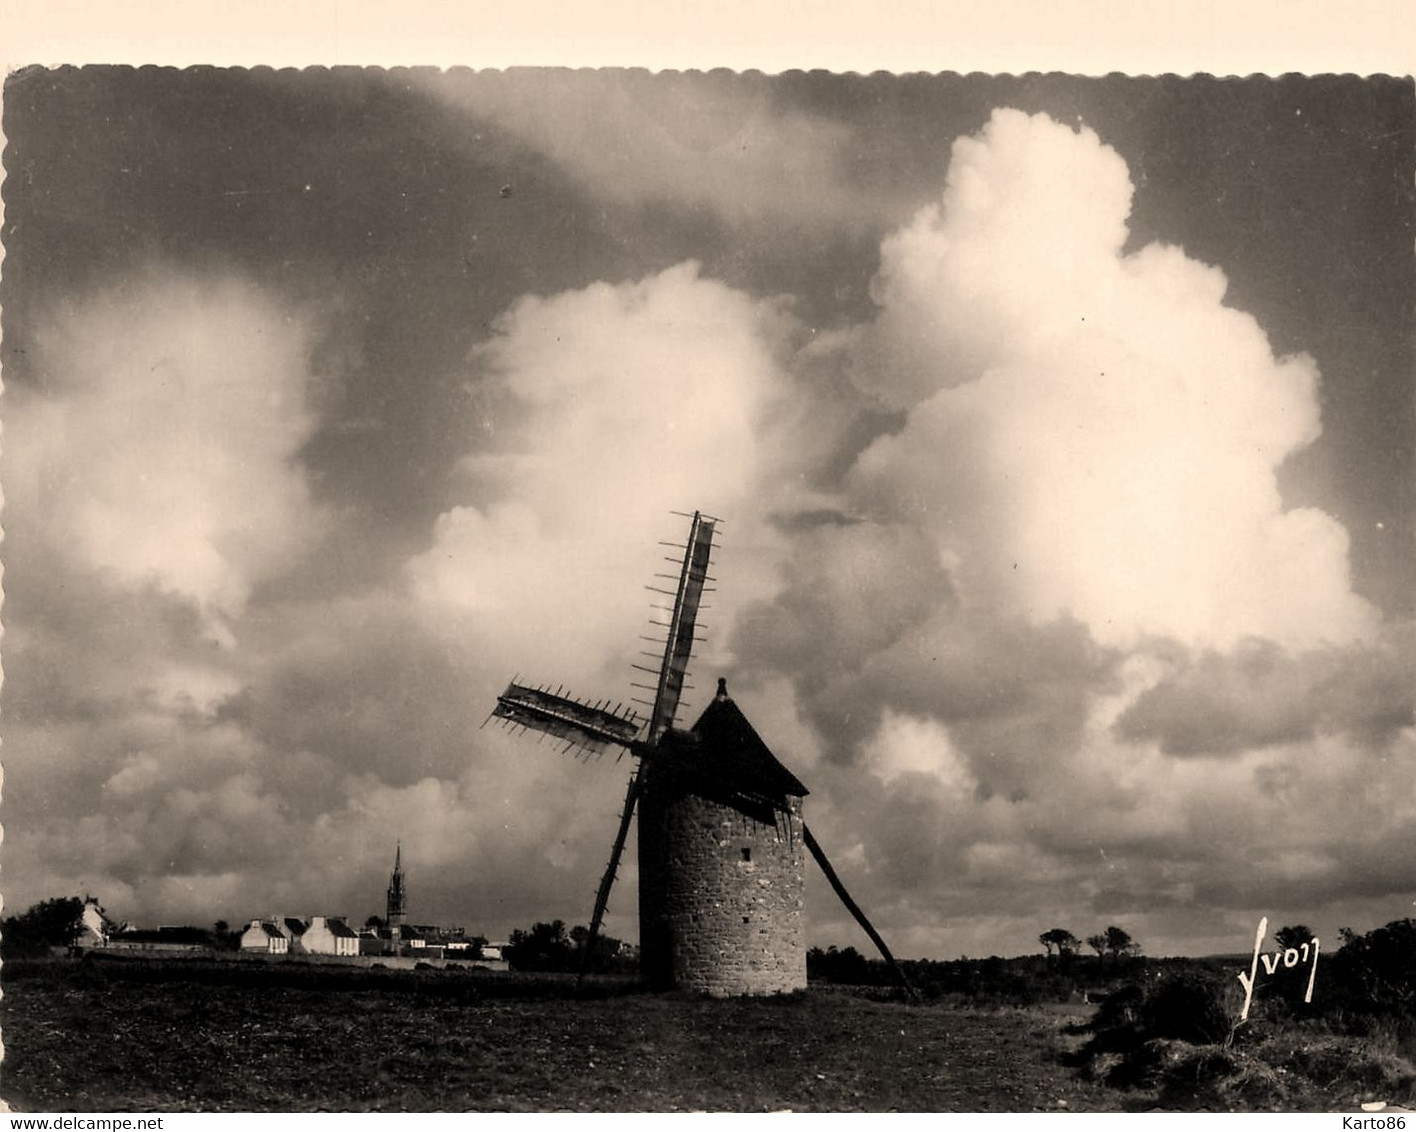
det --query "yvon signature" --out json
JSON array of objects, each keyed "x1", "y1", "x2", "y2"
[{"x1": 1237, "y1": 915, "x2": 1320, "y2": 1022}]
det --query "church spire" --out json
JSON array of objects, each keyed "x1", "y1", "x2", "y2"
[{"x1": 386, "y1": 841, "x2": 407, "y2": 939}]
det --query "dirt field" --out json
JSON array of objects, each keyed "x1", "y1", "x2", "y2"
[{"x1": 0, "y1": 957, "x2": 1121, "y2": 1112}]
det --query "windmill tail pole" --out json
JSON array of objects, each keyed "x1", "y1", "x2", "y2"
[
  {"x1": 579, "y1": 766, "x2": 644, "y2": 983},
  {"x1": 803, "y1": 822, "x2": 920, "y2": 1004}
]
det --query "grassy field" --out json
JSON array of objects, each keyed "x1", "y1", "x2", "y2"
[
  {"x1": 0, "y1": 957, "x2": 1120, "y2": 1112},
  {"x1": 7, "y1": 955, "x2": 1408, "y2": 1112}
]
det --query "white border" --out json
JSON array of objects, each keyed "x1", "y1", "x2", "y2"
[{"x1": 1, "y1": 0, "x2": 1413, "y2": 75}]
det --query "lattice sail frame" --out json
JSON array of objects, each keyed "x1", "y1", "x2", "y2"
[
  {"x1": 646, "y1": 510, "x2": 716, "y2": 739},
  {"x1": 491, "y1": 683, "x2": 642, "y2": 757},
  {"x1": 487, "y1": 510, "x2": 717, "y2": 759}
]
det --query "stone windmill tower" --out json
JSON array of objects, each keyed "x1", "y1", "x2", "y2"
[
  {"x1": 637, "y1": 675, "x2": 810, "y2": 994},
  {"x1": 490, "y1": 511, "x2": 912, "y2": 998}
]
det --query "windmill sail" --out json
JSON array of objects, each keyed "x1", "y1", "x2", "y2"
[
  {"x1": 583, "y1": 511, "x2": 715, "y2": 968},
  {"x1": 649, "y1": 511, "x2": 715, "y2": 739},
  {"x1": 491, "y1": 683, "x2": 641, "y2": 754}
]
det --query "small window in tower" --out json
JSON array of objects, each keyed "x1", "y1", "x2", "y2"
[{"x1": 741, "y1": 847, "x2": 752, "y2": 862}]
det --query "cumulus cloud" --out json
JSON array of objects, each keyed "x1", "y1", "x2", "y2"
[
  {"x1": 6, "y1": 272, "x2": 324, "y2": 629},
  {"x1": 1, "y1": 269, "x2": 330, "y2": 918},
  {"x1": 849, "y1": 107, "x2": 1376, "y2": 652},
  {"x1": 731, "y1": 108, "x2": 1403, "y2": 956},
  {"x1": 863, "y1": 711, "x2": 975, "y2": 791},
  {"x1": 406, "y1": 261, "x2": 808, "y2": 697}
]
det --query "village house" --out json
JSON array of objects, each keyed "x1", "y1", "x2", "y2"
[
  {"x1": 240, "y1": 920, "x2": 290, "y2": 954},
  {"x1": 224, "y1": 848, "x2": 498, "y2": 964},
  {"x1": 300, "y1": 916, "x2": 360, "y2": 956},
  {"x1": 74, "y1": 898, "x2": 109, "y2": 948},
  {"x1": 279, "y1": 917, "x2": 309, "y2": 951}
]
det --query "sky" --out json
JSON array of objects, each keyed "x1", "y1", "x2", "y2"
[{"x1": 2, "y1": 67, "x2": 1412, "y2": 959}]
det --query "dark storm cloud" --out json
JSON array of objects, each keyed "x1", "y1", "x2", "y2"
[
  {"x1": 1, "y1": 555, "x2": 216, "y2": 728},
  {"x1": 733, "y1": 520, "x2": 953, "y2": 692},
  {"x1": 1115, "y1": 629, "x2": 1416, "y2": 756},
  {"x1": 737, "y1": 517, "x2": 1118, "y2": 798},
  {"x1": 219, "y1": 595, "x2": 491, "y2": 788},
  {"x1": 1191, "y1": 828, "x2": 1416, "y2": 913}
]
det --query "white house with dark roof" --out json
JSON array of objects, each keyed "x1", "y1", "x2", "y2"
[
  {"x1": 277, "y1": 917, "x2": 309, "y2": 952},
  {"x1": 301, "y1": 916, "x2": 360, "y2": 956},
  {"x1": 75, "y1": 898, "x2": 109, "y2": 948},
  {"x1": 240, "y1": 920, "x2": 290, "y2": 953}
]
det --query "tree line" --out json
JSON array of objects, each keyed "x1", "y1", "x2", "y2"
[
  {"x1": 1038, "y1": 925, "x2": 1140, "y2": 969},
  {"x1": 1, "y1": 896, "x2": 94, "y2": 957},
  {"x1": 1038, "y1": 924, "x2": 1317, "y2": 969}
]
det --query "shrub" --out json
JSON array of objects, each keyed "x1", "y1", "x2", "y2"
[
  {"x1": 807, "y1": 945, "x2": 879, "y2": 986},
  {"x1": 1138, "y1": 972, "x2": 1237, "y2": 1046},
  {"x1": 1322, "y1": 919, "x2": 1416, "y2": 1038},
  {"x1": 1078, "y1": 969, "x2": 1243, "y2": 1092},
  {"x1": 1084, "y1": 984, "x2": 1146, "y2": 1051},
  {"x1": 1, "y1": 897, "x2": 86, "y2": 957}
]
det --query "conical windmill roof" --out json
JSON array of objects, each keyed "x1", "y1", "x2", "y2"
[
  {"x1": 689, "y1": 686, "x2": 809, "y2": 797},
  {"x1": 653, "y1": 679, "x2": 807, "y2": 820}
]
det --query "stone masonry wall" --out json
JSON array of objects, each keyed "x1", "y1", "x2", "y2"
[{"x1": 639, "y1": 779, "x2": 807, "y2": 996}]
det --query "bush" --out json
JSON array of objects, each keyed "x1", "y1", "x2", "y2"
[
  {"x1": 807, "y1": 945, "x2": 879, "y2": 986},
  {"x1": 1139, "y1": 972, "x2": 1238, "y2": 1046},
  {"x1": 2, "y1": 897, "x2": 86, "y2": 957},
  {"x1": 1072, "y1": 956, "x2": 1416, "y2": 1109},
  {"x1": 503, "y1": 920, "x2": 632, "y2": 974},
  {"x1": 1322, "y1": 919, "x2": 1416, "y2": 1038},
  {"x1": 1083, "y1": 984, "x2": 1146, "y2": 1052},
  {"x1": 1077, "y1": 969, "x2": 1244, "y2": 1094}
]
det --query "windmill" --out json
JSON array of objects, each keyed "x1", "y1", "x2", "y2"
[{"x1": 489, "y1": 510, "x2": 914, "y2": 998}]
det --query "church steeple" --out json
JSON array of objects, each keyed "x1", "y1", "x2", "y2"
[{"x1": 386, "y1": 842, "x2": 407, "y2": 939}]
